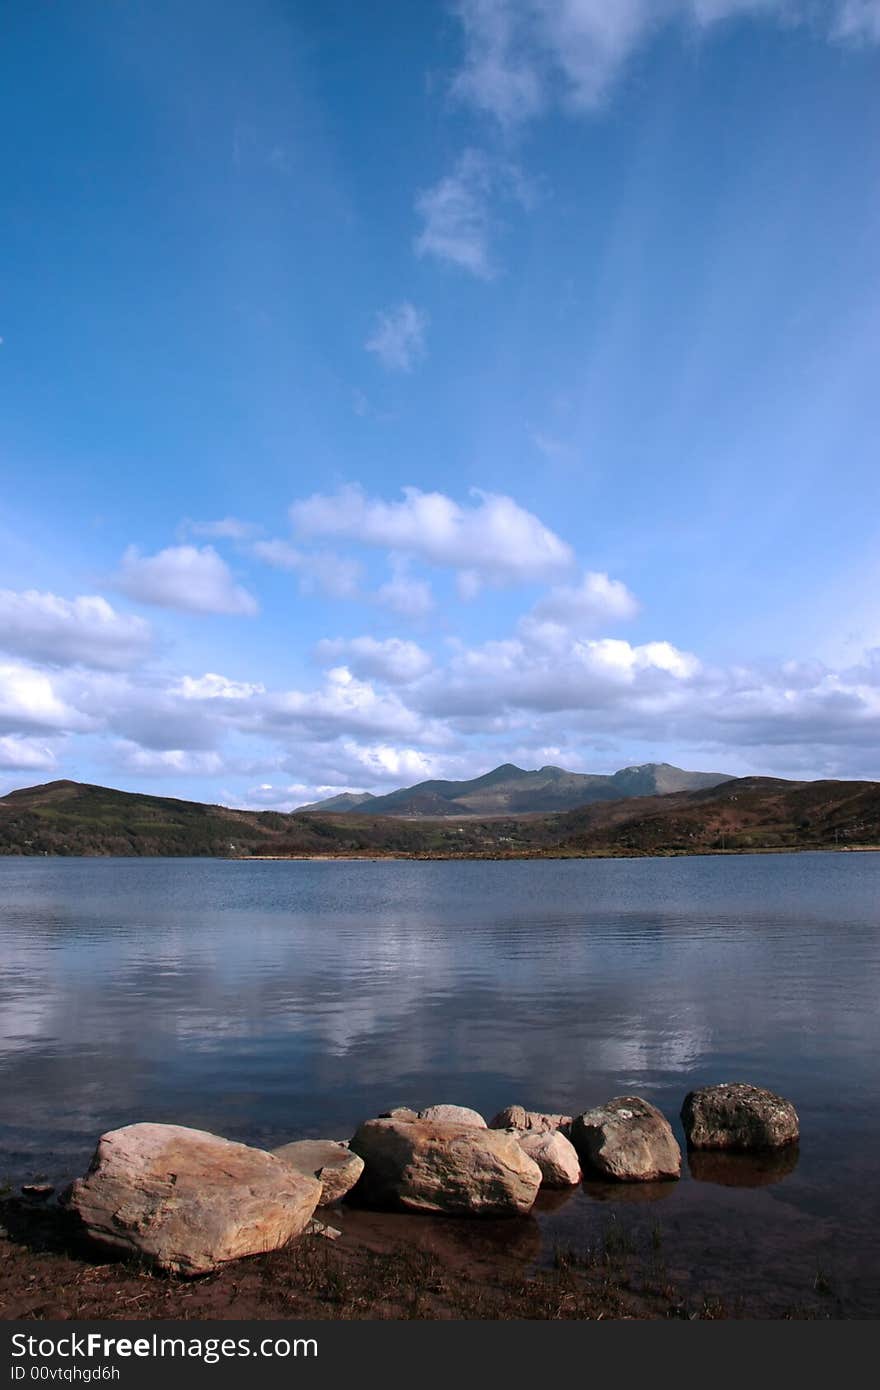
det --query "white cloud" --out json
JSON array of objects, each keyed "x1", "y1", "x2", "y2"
[
  {"x1": 64, "y1": 671, "x2": 227, "y2": 752},
  {"x1": 0, "y1": 590, "x2": 152, "y2": 669},
  {"x1": 256, "y1": 666, "x2": 443, "y2": 744},
  {"x1": 113, "y1": 545, "x2": 258, "y2": 616},
  {"x1": 314, "y1": 636, "x2": 433, "y2": 684},
  {"x1": 332, "y1": 740, "x2": 443, "y2": 784},
  {"x1": 417, "y1": 631, "x2": 702, "y2": 720},
  {"x1": 176, "y1": 673, "x2": 266, "y2": 701},
  {"x1": 0, "y1": 735, "x2": 58, "y2": 772},
  {"x1": 526, "y1": 570, "x2": 640, "y2": 630},
  {"x1": 414, "y1": 148, "x2": 531, "y2": 277},
  {"x1": 241, "y1": 780, "x2": 365, "y2": 813},
  {"x1": 302, "y1": 738, "x2": 461, "y2": 790},
  {"x1": 451, "y1": 1, "x2": 880, "y2": 124},
  {"x1": 365, "y1": 302, "x2": 428, "y2": 372},
  {"x1": 4, "y1": 629, "x2": 880, "y2": 791},
  {"x1": 291, "y1": 485, "x2": 574, "y2": 588},
  {"x1": 0, "y1": 662, "x2": 90, "y2": 733}
]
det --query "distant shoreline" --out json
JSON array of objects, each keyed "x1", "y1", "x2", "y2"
[
  {"x1": 2, "y1": 844, "x2": 880, "y2": 862},
  {"x1": 225, "y1": 844, "x2": 880, "y2": 862},
  {"x1": 3, "y1": 844, "x2": 878, "y2": 862}
]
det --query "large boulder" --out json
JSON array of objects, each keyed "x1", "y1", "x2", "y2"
[
  {"x1": 271, "y1": 1139, "x2": 364, "y2": 1206},
  {"x1": 349, "y1": 1117, "x2": 541, "y2": 1216},
  {"x1": 570, "y1": 1097, "x2": 681, "y2": 1182},
  {"x1": 418, "y1": 1104, "x2": 487, "y2": 1128},
  {"x1": 681, "y1": 1083, "x2": 799, "y2": 1150},
  {"x1": 489, "y1": 1105, "x2": 572, "y2": 1135},
  {"x1": 517, "y1": 1130, "x2": 581, "y2": 1188},
  {"x1": 65, "y1": 1123, "x2": 321, "y2": 1276}
]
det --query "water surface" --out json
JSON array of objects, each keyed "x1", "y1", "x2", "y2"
[{"x1": 1, "y1": 852, "x2": 878, "y2": 1314}]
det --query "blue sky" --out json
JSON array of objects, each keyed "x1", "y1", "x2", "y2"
[{"x1": 2, "y1": 0, "x2": 879, "y2": 807}]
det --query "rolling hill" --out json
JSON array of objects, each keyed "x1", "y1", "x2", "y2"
[{"x1": 0, "y1": 774, "x2": 878, "y2": 858}]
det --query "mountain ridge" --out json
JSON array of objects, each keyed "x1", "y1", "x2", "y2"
[{"x1": 293, "y1": 760, "x2": 734, "y2": 817}]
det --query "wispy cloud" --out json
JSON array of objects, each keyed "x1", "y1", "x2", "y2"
[
  {"x1": 113, "y1": 742, "x2": 226, "y2": 777},
  {"x1": 832, "y1": 0, "x2": 880, "y2": 41},
  {"x1": 252, "y1": 537, "x2": 434, "y2": 614},
  {"x1": 184, "y1": 517, "x2": 262, "y2": 541},
  {"x1": 531, "y1": 431, "x2": 579, "y2": 466},
  {"x1": 251, "y1": 540, "x2": 364, "y2": 599},
  {"x1": 375, "y1": 557, "x2": 435, "y2": 618},
  {"x1": 365, "y1": 302, "x2": 428, "y2": 371},
  {"x1": 415, "y1": 148, "x2": 534, "y2": 277},
  {"x1": 451, "y1": 1, "x2": 880, "y2": 124}
]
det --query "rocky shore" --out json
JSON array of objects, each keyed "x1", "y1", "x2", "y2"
[{"x1": 0, "y1": 1082, "x2": 805, "y2": 1319}]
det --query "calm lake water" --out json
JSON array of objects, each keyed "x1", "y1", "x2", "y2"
[{"x1": 1, "y1": 852, "x2": 878, "y2": 1314}]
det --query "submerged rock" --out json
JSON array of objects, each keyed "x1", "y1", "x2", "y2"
[
  {"x1": 271, "y1": 1139, "x2": 364, "y2": 1205},
  {"x1": 681, "y1": 1083, "x2": 799, "y2": 1151},
  {"x1": 489, "y1": 1105, "x2": 572, "y2": 1135},
  {"x1": 517, "y1": 1130, "x2": 581, "y2": 1188},
  {"x1": 418, "y1": 1104, "x2": 487, "y2": 1128},
  {"x1": 570, "y1": 1097, "x2": 681, "y2": 1182},
  {"x1": 349, "y1": 1116, "x2": 541, "y2": 1216},
  {"x1": 65, "y1": 1123, "x2": 321, "y2": 1276}
]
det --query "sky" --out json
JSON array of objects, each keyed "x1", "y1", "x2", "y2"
[{"x1": 1, "y1": 0, "x2": 879, "y2": 810}]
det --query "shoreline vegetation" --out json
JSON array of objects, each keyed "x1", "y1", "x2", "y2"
[
  {"x1": 0, "y1": 1197, "x2": 835, "y2": 1321},
  {"x1": 1, "y1": 775, "x2": 878, "y2": 859}
]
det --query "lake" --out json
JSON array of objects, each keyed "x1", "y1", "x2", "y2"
[{"x1": 1, "y1": 851, "x2": 878, "y2": 1314}]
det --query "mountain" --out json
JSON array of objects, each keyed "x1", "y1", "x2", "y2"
[
  {"x1": 0, "y1": 775, "x2": 878, "y2": 858},
  {"x1": 294, "y1": 761, "x2": 733, "y2": 817}
]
